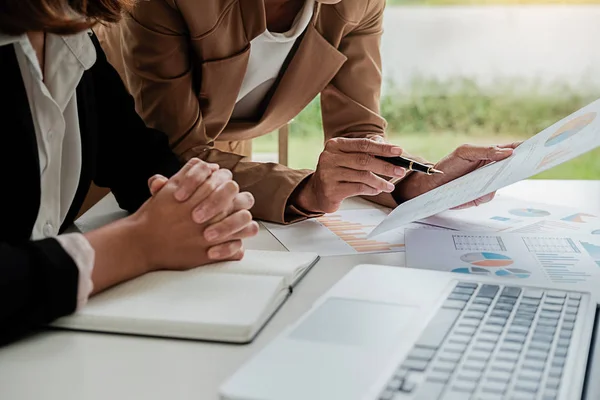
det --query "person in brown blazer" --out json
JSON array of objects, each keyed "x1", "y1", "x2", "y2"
[{"x1": 97, "y1": 0, "x2": 517, "y2": 223}]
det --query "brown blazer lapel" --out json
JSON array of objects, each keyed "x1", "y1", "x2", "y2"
[
  {"x1": 238, "y1": 0, "x2": 267, "y2": 41},
  {"x1": 265, "y1": 25, "x2": 348, "y2": 123},
  {"x1": 198, "y1": 44, "x2": 251, "y2": 138},
  {"x1": 222, "y1": 24, "x2": 347, "y2": 140}
]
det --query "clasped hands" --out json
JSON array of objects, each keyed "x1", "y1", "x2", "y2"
[{"x1": 130, "y1": 158, "x2": 259, "y2": 272}]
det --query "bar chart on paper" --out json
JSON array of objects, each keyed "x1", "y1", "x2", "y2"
[
  {"x1": 263, "y1": 209, "x2": 426, "y2": 256},
  {"x1": 522, "y1": 237, "x2": 581, "y2": 254},
  {"x1": 316, "y1": 213, "x2": 406, "y2": 253},
  {"x1": 533, "y1": 253, "x2": 591, "y2": 284},
  {"x1": 453, "y1": 235, "x2": 507, "y2": 252},
  {"x1": 524, "y1": 236, "x2": 600, "y2": 285}
]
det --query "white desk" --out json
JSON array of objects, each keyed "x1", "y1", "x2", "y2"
[{"x1": 1, "y1": 180, "x2": 599, "y2": 400}]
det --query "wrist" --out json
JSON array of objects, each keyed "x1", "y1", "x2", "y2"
[
  {"x1": 392, "y1": 172, "x2": 427, "y2": 203},
  {"x1": 84, "y1": 216, "x2": 154, "y2": 294},
  {"x1": 124, "y1": 213, "x2": 161, "y2": 273},
  {"x1": 290, "y1": 174, "x2": 322, "y2": 214}
]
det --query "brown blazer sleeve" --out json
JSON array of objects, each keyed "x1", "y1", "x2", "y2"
[
  {"x1": 320, "y1": 0, "x2": 431, "y2": 193},
  {"x1": 320, "y1": 0, "x2": 387, "y2": 142},
  {"x1": 97, "y1": 0, "x2": 314, "y2": 224}
]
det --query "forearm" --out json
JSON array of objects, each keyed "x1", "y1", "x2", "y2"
[{"x1": 84, "y1": 216, "x2": 150, "y2": 295}]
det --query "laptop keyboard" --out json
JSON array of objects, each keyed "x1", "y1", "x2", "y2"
[{"x1": 378, "y1": 282, "x2": 586, "y2": 400}]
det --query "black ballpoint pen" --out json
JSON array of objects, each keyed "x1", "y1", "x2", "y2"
[{"x1": 375, "y1": 155, "x2": 444, "y2": 176}]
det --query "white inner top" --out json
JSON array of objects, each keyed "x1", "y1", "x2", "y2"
[
  {"x1": 0, "y1": 31, "x2": 96, "y2": 307},
  {"x1": 232, "y1": 0, "x2": 315, "y2": 119},
  {"x1": 0, "y1": 32, "x2": 95, "y2": 239}
]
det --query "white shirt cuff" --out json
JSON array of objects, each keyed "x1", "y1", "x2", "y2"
[{"x1": 55, "y1": 233, "x2": 95, "y2": 310}]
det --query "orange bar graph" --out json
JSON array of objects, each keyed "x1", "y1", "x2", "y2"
[
  {"x1": 339, "y1": 235, "x2": 361, "y2": 240},
  {"x1": 353, "y1": 242, "x2": 405, "y2": 251},
  {"x1": 327, "y1": 224, "x2": 370, "y2": 230},
  {"x1": 356, "y1": 246, "x2": 391, "y2": 252},
  {"x1": 316, "y1": 213, "x2": 404, "y2": 253}
]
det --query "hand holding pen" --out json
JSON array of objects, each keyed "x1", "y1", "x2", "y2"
[
  {"x1": 376, "y1": 155, "x2": 443, "y2": 174},
  {"x1": 375, "y1": 155, "x2": 443, "y2": 184},
  {"x1": 291, "y1": 137, "x2": 409, "y2": 213}
]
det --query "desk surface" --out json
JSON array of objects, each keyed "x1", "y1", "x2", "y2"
[{"x1": 1, "y1": 180, "x2": 599, "y2": 400}]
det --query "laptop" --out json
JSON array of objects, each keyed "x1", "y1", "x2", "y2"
[{"x1": 220, "y1": 265, "x2": 600, "y2": 400}]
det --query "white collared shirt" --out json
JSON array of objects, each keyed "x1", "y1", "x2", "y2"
[
  {"x1": 0, "y1": 31, "x2": 96, "y2": 309},
  {"x1": 232, "y1": 0, "x2": 315, "y2": 119}
]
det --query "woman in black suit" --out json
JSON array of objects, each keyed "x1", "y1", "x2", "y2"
[{"x1": 0, "y1": 0, "x2": 259, "y2": 344}]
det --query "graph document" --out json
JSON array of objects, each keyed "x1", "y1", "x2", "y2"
[
  {"x1": 405, "y1": 229, "x2": 600, "y2": 292},
  {"x1": 369, "y1": 99, "x2": 600, "y2": 238},
  {"x1": 263, "y1": 209, "x2": 442, "y2": 257},
  {"x1": 417, "y1": 196, "x2": 600, "y2": 235}
]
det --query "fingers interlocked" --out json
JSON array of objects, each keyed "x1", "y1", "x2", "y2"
[{"x1": 160, "y1": 158, "x2": 258, "y2": 263}]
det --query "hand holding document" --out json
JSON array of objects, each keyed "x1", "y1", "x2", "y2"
[
  {"x1": 369, "y1": 99, "x2": 600, "y2": 238},
  {"x1": 393, "y1": 143, "x2": 518, "y2": 208}
]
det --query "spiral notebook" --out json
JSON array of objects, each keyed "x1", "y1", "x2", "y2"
[{"x1": 51, "y1": 250, "x2": 320, "y2": 343}]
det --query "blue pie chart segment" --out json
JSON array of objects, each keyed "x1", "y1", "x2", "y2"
[
  {"x1": 452, "y1": 267, "x2": 491, "y2": 276},
  {"x1": 495, "y1": 268, "x2": 531, "y2": 279},
  {"x1": 545, "y1": 113, "x2": 596, "y2": 147},
  {"x1": 461, "y1": 252, "x2": 513, "y2": 267},
  {"x1": 509, "y1": 208, "x2": 551, "y2": 218}
]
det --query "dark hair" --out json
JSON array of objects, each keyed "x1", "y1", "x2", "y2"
[{"x1": 0, "y1": 0, "x2": 135, "y2": 35}]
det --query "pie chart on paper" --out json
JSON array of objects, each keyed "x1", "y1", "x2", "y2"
[
  {"x1": 460, "y1": 252, "x2": 514, "y2": 267},
  {"x1": 452, "y1": 267, "x2": 492, "y2": 276},
  {"x1": 561, "y1": 213, "x2": 598, "y2": 223},
  {"x1": 545, "y1": 112, "x2": 596, "y2": 147},
  {"x1": 509, "y1": 208, "x2": 551, "y2": 218}
]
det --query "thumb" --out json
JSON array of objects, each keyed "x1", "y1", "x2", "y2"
[
  {"x1": 498, "y1": 141, "x2": 522, "y2": 150},
  {"x1": 489, "y1": 146, "x2": 514, "y2": 161},
  {"x1": 148, "y1": 174, "x2": 169, "y2": 196},
  {"x1": 456, "y1": 144, "x2": 514, "y2": 162}
]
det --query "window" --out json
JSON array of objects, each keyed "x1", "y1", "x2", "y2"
[{"x1": 253, "y1": 1, "x2": 600, "y2": 180}]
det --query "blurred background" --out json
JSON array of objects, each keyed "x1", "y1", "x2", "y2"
[{"x1": 253, "y1": 1, "x2": 600, "y2": 179}]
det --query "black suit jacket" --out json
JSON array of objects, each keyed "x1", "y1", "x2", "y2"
[{"x1": 0, "y1": 33, "x2": 182, "y2": 345}]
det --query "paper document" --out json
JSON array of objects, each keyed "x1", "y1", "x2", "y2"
[
  {"x1": 405, "y1": 229, "x2": 600, "y2": 291},
  {"x1": 419, "y1": 196, "x2": 600, "y2": 235},
  {"x1": 369, "y1": 99, "x2": 600, "y2": 237},
  {"x1": 264, "y1": 209, "x2": 445, "y2": 257}
]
